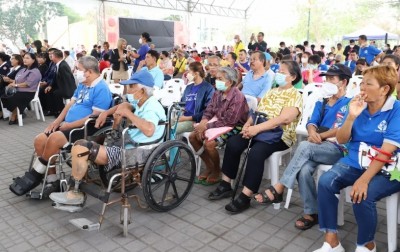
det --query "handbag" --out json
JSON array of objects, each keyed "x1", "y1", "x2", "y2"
[
  {"x1": 358, "y1": 142, "x2": 399, "y2": 177},
  {"x1": 173, "y1": 59, "x2": 185, "y2": 77},
  {"x1": 251, "y1": 112, "x2": 283, "y2": 144}
]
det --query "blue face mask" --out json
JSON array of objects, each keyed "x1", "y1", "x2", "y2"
[
  {"x1": 127, "y1": 90, "x2": 141, "y2": 106},
  {"x1": 215, "y1": 80, "x2": 227, "y2": 91},
  {"x1": 274, "y1": 72, "x2": 288, "y2": 87}
]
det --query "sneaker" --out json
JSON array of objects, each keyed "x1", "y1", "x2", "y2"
[
  {"x1": 50, "y1": 191, "x2": 85, "y2": 205},
  {"x1": 313, "y1": 242, "x2": 345, "y2": 252},
  {"x1": 355, "y1": 243, "x2": 376, "y2": 252},
  {"x1": 41, "y1": 180, "x2": 61, "y2": 199}
]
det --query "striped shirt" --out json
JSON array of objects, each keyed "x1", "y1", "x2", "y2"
[{"x1": 203, "y1": 87, "x2": 249, "y2": 129}]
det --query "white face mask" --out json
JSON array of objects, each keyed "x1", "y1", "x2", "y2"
[
  {"x1": 76, "y1": 70, "x2": 86, "y2": 83},
  {"x1": 139, "y1": 38, "x2": 143, "y2": 44},
  {"x1": 187, "y1": 73, "x2": 194, "y2": 82},
  {"x1": 301, "y1": 57, "x2": 308, "y2": 63},
  {"x1": 234, "y1": 39, "x2": 239, "y2": 43}
]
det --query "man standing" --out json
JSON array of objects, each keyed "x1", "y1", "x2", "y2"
[
  {"x1": 233, "y1": 35, "x2": 245, "y2": 56},
  {"x1": 303, "y1": 41, "x2": 313, "y2": 55},
  {"x1": 358, "y1": 35, "x2": 384, "y2": 65},
  {"x1": 335, "y1": 43, "x2": 345, "y2": 63},
  {"x1": 343, "y1": 39, "x2": 359, "y2": 61},
  {"x1": 278, "y1": 42, "x2": 291, "y2": 55},
  {"x1": 25, "y1": 42, "x2": 35, "y2": 54},
  {"x1": 45, "y1": 50, "x2": 76, "y2": 116},
  {"x1": 241, "y1": 51, "x2": 271, "y2": 102},
  {"x1": 248, "y1": 32, "x2": 267, "y2": 52}
]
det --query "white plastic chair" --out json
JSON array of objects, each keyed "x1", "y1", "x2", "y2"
[
  {"x1": 101, "y1": 68, "x2": 112, "y2": 85},
  {"x1": 108, "y1": 84, "x2": 124, "y2": 96},
  {"x1": 346, "y1": 75, "x2": 362, "y2": 98},
  {"x1": 30, "y1": 84, "x2": 45, "y2": 122},
  {"x1": 165, "y1": 78, "x2": 186, "y2": 96},
  {"x1": 386, "y1": 192, "x2": 400, "y2": 252},
  {"x1": 263, "y1": 148, "x2": 292, "y2": 209},
  {"x1": 127, "y1": 66, "x2": 133, "y2": 77}
]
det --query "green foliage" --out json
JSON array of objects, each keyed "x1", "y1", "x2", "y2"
[
  {"x1": 164, "y1": 15, "x2": 182, "y2": 21},
  {"x1": 0, "y1": 0, "x2": 82, "y2": 47}
]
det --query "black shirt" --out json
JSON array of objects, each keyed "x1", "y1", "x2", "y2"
[{"x1": 248, "y1": 41, "x2": 267, "y2": 52}]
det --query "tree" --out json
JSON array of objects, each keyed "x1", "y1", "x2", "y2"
[{"x1": 0, "y1": 0, "x2": 63, "y2": 47}]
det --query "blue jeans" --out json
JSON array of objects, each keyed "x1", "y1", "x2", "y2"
[
  {"x1": 318, "y1": 162, "x2": 400, "y2": 245},
  {"x1": 280, "y1": 141, "x2": 343, "y2": 214}
]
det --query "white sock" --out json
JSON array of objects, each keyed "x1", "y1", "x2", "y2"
[
  {"x1": 32, "y1": 158, "x2": 47, "y2": 174},
  {"x1": 46, "y1": 174, "x2": 58, "y2": 183}
]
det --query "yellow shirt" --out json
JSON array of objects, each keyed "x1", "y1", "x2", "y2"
[
  {"x1": 220, "y1": 59, "x2": 229, "y2": 67},
  {"x1": 233, "y1": 42, "x2": 244, "y2": 56},
  {"x1": 257, "y1": 87, "x2": 303, "y2": 147},
  {"x1": 175, "y1": 58, "x2": 187, "y2": 73}
]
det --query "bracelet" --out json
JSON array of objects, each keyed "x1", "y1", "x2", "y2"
[{"x1": 371, "y1": 146, "x2": 392, "y2": 157}]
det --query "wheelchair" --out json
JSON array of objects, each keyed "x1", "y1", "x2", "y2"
[
  {"x1": 25, "y1": 118, "x2": 114, "y2": 199},
  {"x1": 52, "y1": 102, "x2": 197, "y2": 237},
  {"x1": 24, "y1": 94, "x2": 123, "y2": 199}
]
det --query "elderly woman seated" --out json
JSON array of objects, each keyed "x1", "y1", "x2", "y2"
[
  {"x1": 208, "y1": 60, "x2": 303, "y2": 214},
  {"x1": 50, "y1": 70, "x2": 166, "y2": 205},
  {"x1": 1, "y1": 53, "x2": 41, "y2": 124},
  {"x1": 313, "y1": 66, "x2": 400, "y2": 252},
  {"x1": 189, "y1": 67, "x2": 249, "y2": 186}
]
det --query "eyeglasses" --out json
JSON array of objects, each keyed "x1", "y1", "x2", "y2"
[{"x1": 208, "y1": 63, "x2": 219, "y2": 67}]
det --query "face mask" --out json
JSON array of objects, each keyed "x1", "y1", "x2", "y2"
[
  {"x1": 234, "y1": 39, "x2": 238, "y2": 43},
  {"x1": 269, "y1": 59, "x2": 274, "y2": 64},
  {"x1": 301, "y1": 57, "x2": 308, "y2": 63},
  {"x1": 350, "y1": 44, "x2": 354, "y2": 48},
  {"x1": 329, "y1": 56, "x2": 334, "y2": 60},
  {"x1": 309, "y1": 64, "x2": 318, "y2": 70},
  {"x1": 76, "y1": 70, "x2": 86, "y2": 83},
  {"x1": 204, "y1": 59, "x2": 208, "y2": 65},
  {"x1": 139, "y1": 38, "x2": 143, "y2": 44},
  {"x1": 296, "y1": 51, "x2": 301, "y2": 55},
  {"x1": 128, "y1": 90, "x2": 142, "y2": 106},
  {"x1": 187, "y1": 73, "x2": 194, "y2": 82},
  {"x1": 126, "y1": 94, "x2": 134, "y2": 103},
  {"x1": 384, "y1": 47, "x2": 389, "y2": 51},
  {"x1": 215, "y1": 80, "x2": 227, "y2": 91},
  {"x1": 321, "y1": 82, "x2": 339, "y2": 97},
  {"x1": 274, "y1": 73, "x2": 287, "y2": 87}
]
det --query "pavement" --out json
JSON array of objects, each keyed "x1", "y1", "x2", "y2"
[{"x1": 0, "y1": 111, "x2": 396, "y2": 252}]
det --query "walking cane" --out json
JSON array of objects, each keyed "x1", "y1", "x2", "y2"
[{"x1": 231, "y1": 111, "x2": 268, "y2": 201}]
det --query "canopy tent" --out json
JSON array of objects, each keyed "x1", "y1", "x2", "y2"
[{"x1": 342, "y1": 25, "x2": 399, "y2": 41}]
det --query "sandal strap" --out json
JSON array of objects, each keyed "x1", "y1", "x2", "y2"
[{"x1": 268, "y1": 185, "x2": 283, "y2": 203}]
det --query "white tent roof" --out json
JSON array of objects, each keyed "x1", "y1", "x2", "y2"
[{"x1": 342, "y1": 25, "x2": 399, "y2": 40}]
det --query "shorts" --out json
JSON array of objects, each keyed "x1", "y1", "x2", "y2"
[{"x1": 104, "y1": 144, "x2": 159, "y2": 172}]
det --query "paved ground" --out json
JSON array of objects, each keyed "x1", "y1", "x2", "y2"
[{"x1": 0, "y1": 111, "x2": 396, "y2": 252}]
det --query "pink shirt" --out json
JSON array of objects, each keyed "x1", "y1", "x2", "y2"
[{"x1": 302, "y1": 69, "x2": 323, "y2": 84}]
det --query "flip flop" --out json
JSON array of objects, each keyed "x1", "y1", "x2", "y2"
[{"x1": 201, "y1": 177, "x2": 221, "y2": 186}]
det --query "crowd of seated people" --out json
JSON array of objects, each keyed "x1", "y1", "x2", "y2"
[{"x1": 3, "y1": 33, "x2": 400, "y2": 252}]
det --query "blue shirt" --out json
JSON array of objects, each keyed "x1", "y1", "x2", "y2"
[
  {"x1": 141, "y1": 66, "x2": 163, "y2": 88},
  {"x1": 128, "y1": 96, "x2": 166, "y2": 144},
  {"x1": 307, "y1": 96, "x2": 351, "y2": 129},
  {"x1": 134, "y1": 44, "x2": 150, "y2": 69},
  {"x1": 238, "y1": 61, "x2": 250, "y2": 71},
  {"x1": 65, "y1": 78, "x2": 112, "y2": 123},
  {"x1": 344, "y1": 60, "x2": 356, "y2": 74},
  {"x1": 359, "y1": 45, "x2": 381, "y2": 65},
  {"x1": 340, "y1": 97, "x2": 400, "y2": 169},
  {"x1": 270, "y1": 64, "x2": 280, "y2": 73},
  {"x1": 318, "y1": 63, "x2": 329, "y2": 72},
  {"x1": 183, "y1": 84, "x2": 202, "y2": 116},
  {"x1": 241, "y1": 70, "x2": 272, "y2": 99}
]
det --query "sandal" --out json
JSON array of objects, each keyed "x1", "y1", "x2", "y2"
[
  {"x1": 201, "y1": 176, "x2": 221, "y2": 186},
  {"x1": 294, "y1": 214, "x2": 318, "y2": 230},
  {"x1": 194, "y1": 174, "x2": 209, "y2": 184},
  {"x1": 253, "y1": 185, "x2": 283, "y2": 205}
]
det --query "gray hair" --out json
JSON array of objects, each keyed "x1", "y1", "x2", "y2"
[
  {"x1": 78, "y1": 56, "x2": 100, "y2": 74},
  {"x1": 207, "y1": 55, "x2": 220, "y2": 65},
  {"x1": 137, "y1": 84, "x2": 154, "y2": 97},
  {"x1": 218, "y1": 67, "x2": 238, "y2": 86}
]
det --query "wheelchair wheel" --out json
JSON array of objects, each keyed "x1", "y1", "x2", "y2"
[{"x1": 142, "y1": 140, "x2": 196, "y2": 212}]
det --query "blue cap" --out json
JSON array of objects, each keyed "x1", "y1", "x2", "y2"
[
  {"x1": 264, "y1": 52, "x2": 272, "y2": 61},
  {"x1": 119, "y1": 70, "x2": 155, "y2": 87}
]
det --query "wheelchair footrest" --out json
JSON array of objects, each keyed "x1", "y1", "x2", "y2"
[
  {"x1": 52, "y1": 202, "x2": 84, "y2": 213},
  {"x1": 69, "y1": 218, "x2": 100, "y2": 231},
  {"x1": 26, "y1": 191, "x2": 42, "y2": 199},
  {"x1": 80, "y1": 182, "x2": 110, "y2": 203}
]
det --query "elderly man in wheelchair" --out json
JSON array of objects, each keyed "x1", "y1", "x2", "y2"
[
  {"x1": 49, "y1": 70, "x2": 167, "y2": 206},
  {"x1": 9, "y1": 56, "x2": 113, "y2": 198}
]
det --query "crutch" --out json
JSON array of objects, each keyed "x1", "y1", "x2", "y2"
[{"x1": 231, "y1": 111, "x2": 268, "y2": 201}]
